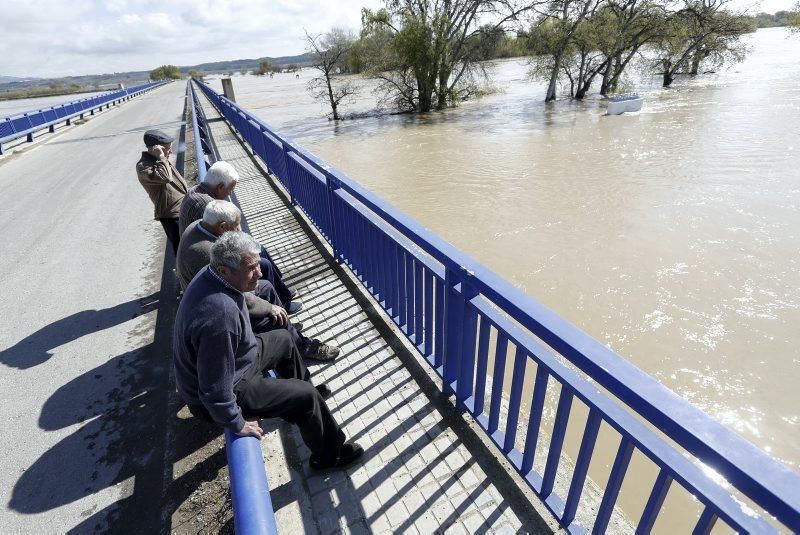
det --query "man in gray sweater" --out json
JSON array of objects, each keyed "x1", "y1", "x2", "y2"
[
  {"x1": 176, "y1": 200, "x2": 339, "y2": 361},
  {"x1": 173, "y1": 231, "x2": 362, "y2": 469}
]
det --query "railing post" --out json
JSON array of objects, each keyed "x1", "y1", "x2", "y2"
[
  {"x1": 443, "y1": 267, "x2": 477, "y2": 397},
  {"x1": 324, "y1": 170, "x2": 341, "y2": 263},
  {"x1": 456, "y1": 275, "x2": 479, "y2": 408},
  {"x1": 283, "y1": 146, "x2": 298, "y2": 206}
]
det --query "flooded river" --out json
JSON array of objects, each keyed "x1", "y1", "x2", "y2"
[{"x1": 216, "y1": 27, "x2": 798, "y2": 527}]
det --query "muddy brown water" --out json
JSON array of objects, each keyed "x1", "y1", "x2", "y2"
[{"x1": 211, "y1": 27, "x2": 798, "y2": 530}]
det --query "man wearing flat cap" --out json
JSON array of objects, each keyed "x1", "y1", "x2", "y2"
[{"x1": 136, "y1": 129, "x2": 189, "y2": 254}]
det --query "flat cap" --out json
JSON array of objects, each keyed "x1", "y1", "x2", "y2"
[{"x1": 143, "y1": 129, "x2": 174, "y2": 146}]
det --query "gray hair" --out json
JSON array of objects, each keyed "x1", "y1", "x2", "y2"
[
  {"x1": 201, "y1": 160, "x2": 239, "y2": 187},
  {"x1": 203, "y1": 200, "x2": 241, "y2": 226},
  {"x1": 210, "y1": 231, "x2": 261, "y2": 271}
]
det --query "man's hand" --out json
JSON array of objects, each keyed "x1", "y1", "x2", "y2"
[
  {"x1": 268, "y1": 305, "x2": 288, "y2": 326},
  {"x1": 148, "y1": 145, "x2": 166, "y2": 159},
  {"x1": 236, "y1": 419, "x2": 264, "y2": 439}
]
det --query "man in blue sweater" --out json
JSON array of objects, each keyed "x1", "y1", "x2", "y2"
[{"x1": 174, "y1": 231, "x2": 362, "y2": 469}]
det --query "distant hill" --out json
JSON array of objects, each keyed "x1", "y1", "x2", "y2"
[
  {"x1": 0, "y1": 52, "x2": 315, "y2": 94},
  {"x1": 0, "y1": 75, "x2": 40, "y2": 84},
  {"x1": 186, "y1": 52, "x2": 315, "y2": 73}
]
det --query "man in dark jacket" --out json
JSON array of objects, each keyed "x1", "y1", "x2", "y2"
[
  {"x1": 136, "y1": 129, "x2": 188, "y2": 254},
  {"x1": 173, "y1": 231, "x2": 362, "y2": 470}
]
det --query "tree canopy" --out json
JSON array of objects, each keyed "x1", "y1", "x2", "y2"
[{"x1": 149, "y1": 65, "x2": 181, "y2": 80}]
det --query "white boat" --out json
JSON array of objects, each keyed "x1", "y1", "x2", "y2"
[{"x1": 606, "y1": 95, "x2": 643, "y2": 115}]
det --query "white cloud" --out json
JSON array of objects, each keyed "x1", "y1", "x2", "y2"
[
  {"x1": 0, "y1": 0, "x2": 383, "y2": 78},
  {"x1": 1, "y1": 0, "x2": 792, "y2": 78}
]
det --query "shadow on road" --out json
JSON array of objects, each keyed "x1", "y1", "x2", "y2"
[{"x1": 0, "y1": 294, "x2": 158, "y2": 370}]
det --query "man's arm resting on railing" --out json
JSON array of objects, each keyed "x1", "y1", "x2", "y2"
[{"x1": 237, "y1": 420, "x2": 264, "y2": 439}]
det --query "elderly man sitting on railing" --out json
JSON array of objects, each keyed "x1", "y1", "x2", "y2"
[
  {"x1": 178, "y1": 160, "x2": 298, "y2": 309},
  {"x1": 174, "y1": 231, "x2": 363, "y2": 470},
  {"x1": 176, "y1": 200, "x2": 339, "y2": 361}
]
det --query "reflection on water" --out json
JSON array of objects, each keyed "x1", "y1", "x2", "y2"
[{"x1": 213, "y1": 27, "x2": 799, "y2": 523}]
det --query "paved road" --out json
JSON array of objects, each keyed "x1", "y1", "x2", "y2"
[{"x1": 0, "y1": 81, "x2": 185, "y2": 532}]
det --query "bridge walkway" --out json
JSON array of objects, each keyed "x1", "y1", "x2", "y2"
[{"x1": 195, "y1": 89, "x2": 555, "y2": 534}]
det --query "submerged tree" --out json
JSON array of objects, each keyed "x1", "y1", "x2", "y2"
[
  {"x1": 305, "y1": 28, "x2": 358, "y2": 120},
  {"x1": 360, "y1": 0, "x2": 535, "y2": 112},
  {"x1": 596, "y1": 0, "x2": 667, "y2": 95},
  {"x1": 527, "y1": 0, "x2": 667, "y2": 100},
  {"x1": 528, "y1": 0, "x2": 603, "y2": 101},
  {"x1": 652, "y1": 0, "x2": 750, "y2": 87}
]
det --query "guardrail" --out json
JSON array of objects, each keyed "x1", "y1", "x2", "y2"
[
  {"x1": 188, "y1": 80, "x2": 279, "y2": 535},
  {"x1": 193, "y1": 79, "x2": 800, "y2": 533},
  {"x1": 0, "y1": 81, "x2": 168, "y2": 154}
]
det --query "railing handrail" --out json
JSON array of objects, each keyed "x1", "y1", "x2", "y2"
[
  {"x1": 187, "y1": 82, "x2": 207, "y2": 183},
  {"x1": 193, "y1": 78, "x2": 800, "y2": 531},
  {"x1": 188, "y1": 80, "x2": 278, "y2": 535},
  {"x1": 0, "y1": 82, "x2": 167, "y2": 153}
]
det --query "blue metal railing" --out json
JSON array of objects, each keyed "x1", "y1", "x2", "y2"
[
  {"x1": 188, "y1": 81, "x2": 279, "y2": 535},
  {"x1": 0, "y1": 81, "x2": 168, "y2": 154},
  {"x1": 193, "y1": 79, "x2": 800, "y2": 533}
]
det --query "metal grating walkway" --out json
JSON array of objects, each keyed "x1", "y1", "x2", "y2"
[{"x1": 194, "y1": 91, "x2": 553, "y2": 535}]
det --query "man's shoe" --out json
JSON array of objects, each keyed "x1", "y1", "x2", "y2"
[
  {"x1": 287, "y1": 300, "x2": 303, "y2": 315},
  {"x1": 303, "y1": 340, "x2": 340, "y2": 361},
  {"x1": 316, "y1": 383, "x2": 333, "y2": 400},
  {"x1": 310, "y1": 442, "x2": 364, "y2": 470}
]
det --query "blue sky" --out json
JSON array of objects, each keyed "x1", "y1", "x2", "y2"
[{"x1": 0, "y1": 0, "x2": 794, "y2": 78}]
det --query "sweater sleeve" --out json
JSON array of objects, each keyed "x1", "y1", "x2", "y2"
[
  {"x1": 137, "y1": 158, "x2": 173, "y2": 185},
  {"x1": 195, "y1": 324, "x2": 245, "y2": 432},
  {"x1": 245, "y1": 292, "x2": 273, "y2": 318}
]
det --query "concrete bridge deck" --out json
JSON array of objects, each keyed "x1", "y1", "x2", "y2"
[{"x1": 194, "y1": 89, "x2": 554, "y2": 533}]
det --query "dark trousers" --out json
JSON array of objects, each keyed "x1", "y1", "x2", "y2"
[
  {"x1": 249, "y1": 280, "x2": 310, "y2": 351},
  {"x1": 158, "y1": 218, "x2": 180, "y2": 255},
  {"x1": 234, "y1": 330, "x2": 345, "y2": 456},
  {"x1": 259, "y1": 247, "x2": 293, "y2": 304}
]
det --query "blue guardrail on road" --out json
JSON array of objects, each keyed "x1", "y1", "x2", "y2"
[{"x1": 0, "y1": 81, "x2": 168, "y2": 154}]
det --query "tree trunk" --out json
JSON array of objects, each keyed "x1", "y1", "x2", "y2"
[
  {"x1": 545, "y1": 55, "x2": 562, "y2": 102},
  {"x1": 663, "y1": 71, "x2": 674, "y2": 87},
  {"x1": 689, "y1": 52, "x2": 703, "y2": 75},
  {"x1": 608, "y1": 56, "x2": 624, "y2": 93},
  {"x1": 600, "y1": 59, "x2": 613, "y2": 96},
  {"x1": 418, "y1": 81, "x2": 433, "y2": 112},
  {"x1": 325, "y1": 72, "x2": 339, "y2": 120},
  {"x1": 575, "y1": 76, "x2": 593, "y2": 99},
  {"x1": 437, "y1": 67, "x2": 451, "y2": 109}
]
